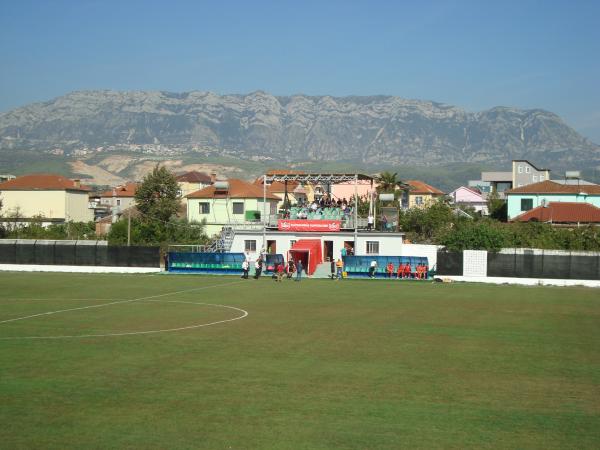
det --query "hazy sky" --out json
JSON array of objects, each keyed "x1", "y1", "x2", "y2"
[{"x1": 1, "y1": 0, "x2": 599, "y2": 142}]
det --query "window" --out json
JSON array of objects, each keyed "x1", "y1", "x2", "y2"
[
  {"x1": 539, "y1": 175, "x2": 545, "y2": 181},
  {"x1": 533, "y1": 175, "x2": 537, "y2": 182},
  {"x1": 232, "y1": 202, "x2": 244, "y2": 215},
  {"x1": 518, "y1": 165, "x2": 523, "y2": 173},
  {"x1": 525, "y1": 166, "x2": 531, "y2": 173},
  {"x1": 415, "y1": 196, "x2": 423, "y2": 205},
  {"x1": 244, "y1": 240, "x2": 256, "y2": 252},
  {"x1": 116, "y1": 199, "x2": 121, "y2": 206},
  {"x1": 521, "y1": 199, "x2": 533, "y2": 211},
  {"x1": 199, "y1": 202, "x2": 210, "y2": 214},
  {"x1": 290, "y1": 240, "x2": 296, "y2": 247},
  {"x1": 366, "y1": 241, "x2": 379, "y2": 255}
]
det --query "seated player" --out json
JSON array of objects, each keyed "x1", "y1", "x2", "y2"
[{"x1": 386, "y1": 262, "x2": 394, "y2": 278}]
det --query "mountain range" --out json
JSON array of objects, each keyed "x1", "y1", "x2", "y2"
[{"x1": 1, "y1": 90, "x2": 598, "y2": 171}]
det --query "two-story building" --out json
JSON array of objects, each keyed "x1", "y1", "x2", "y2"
[
  {"x1": 186, "y1": 179, "x2": 281, "y2": 237},
  {"x1": 404, "y1": 180, "x2": 445, "y2": 208},
  {"x1": 447, "y1": 186, "x2": 488, "y2": 215},
  {"x1": 99, "y1": 182, "x2": 139, "y2": 211},
  {"x1": 475, "y1": 160, "x2": 551, "y2": 197},
  {"x1": 505, "y1": 180, "x2": 600, "y2": 220},
  {"x1": 0, "y1": 173, "x2": 93, "y2": 225},
  {"x1": 176, "y1": 171, "x2": 213, "y2": 198}
]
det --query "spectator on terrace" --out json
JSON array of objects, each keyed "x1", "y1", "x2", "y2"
[
  {"x1": 367, "y1": 214, "x2": 374, "y2": 231},
  {"x1": 381, "y1": 214, "x2": 388, "y2": 231}
]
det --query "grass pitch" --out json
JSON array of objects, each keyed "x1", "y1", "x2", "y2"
[{"x1": 1, "y1": 272, "x2": 599, "y2": 449}]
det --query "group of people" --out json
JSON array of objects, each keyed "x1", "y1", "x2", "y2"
[
  {"x1": 384, "y1": 261, "x2": 429, "y2": 279},
  {"x1": 288, "y1": 194, "x2": 355, "y2": 219},
  {"x1": 241, "y1": 256, "x2": 305, "y2": 282},
  {"x1": 329, "y1": 258, "x2": 345, "y2": 280}
]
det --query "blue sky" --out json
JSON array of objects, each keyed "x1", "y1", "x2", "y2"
[{"x1": 1, "y1": 0, "x2": 599, "y2": 142}]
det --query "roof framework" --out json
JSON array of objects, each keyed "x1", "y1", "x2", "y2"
[{"x1": 264, "y1": 173, "x2": 374, "y2": 184}]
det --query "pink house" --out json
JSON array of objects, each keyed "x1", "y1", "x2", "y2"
[{"x1": 448, "y1": 186, "x2": 488, "y2": 215}]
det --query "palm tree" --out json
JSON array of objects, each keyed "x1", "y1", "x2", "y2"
[{"x1": 376, "y1": 171, "x2": 398, "y2": 193}]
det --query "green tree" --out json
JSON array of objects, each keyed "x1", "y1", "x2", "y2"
[
  {"x1": 441, "y1": 220, "x2": 508, "y2": 252},
  {"x1": 376, "y1": 171, "x2": 399, "y2": 193},
  {"x1": 135, "y1": 165, "x2": 181, "y2": 224},
  {"x1": 487, "y1": 191, "x2": 507, "y2": 222},
  {"x1": 400, "y1": 199, "x2": 456, "y2": 243}
]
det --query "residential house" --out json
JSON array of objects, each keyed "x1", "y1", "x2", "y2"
[
  {"x1": 512, "y1": 160, "x2": 551, "y2": 189},
  {"x1": 0, "y1": 173, "x2": 93, "y2": 225},
  {"x1": 404, "y1": 180, "x2": 445, "y2": 208},
  {"x1": 448, "y1": 186, "x2": 488, "y2": 215},
  {"x1": 512, "y1": 202, "x2": 600, "y2": 226},
  {"x1": 475, "y1": 160, "x2": 551, "y2": 197},
  {"x1": 505, "y1": 180, "x2": 600, "y2": 220},
  {"x1": 176, "y1": 171, "x2": 213, "y2": 198},
  {"x1": 187, "y1": 178, "x2": 280, "y2": 237},
  {"x1": 99, "y1": 182, "x2": 139, "y2": 211},
  {"x1": 254, "y1": 178, "x2": 306, "y2": 209}
]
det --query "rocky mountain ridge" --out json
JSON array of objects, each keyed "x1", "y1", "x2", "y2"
[{"x1": 0, "y1": 90, "x2": 598, "y2": 169}]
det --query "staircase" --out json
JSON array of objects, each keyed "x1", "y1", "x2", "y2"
[
  {"x1": 311, "y1": 261, "x2": 335, "y2": 279},
  {"x1": 206, "y1": 227, "x2": 235, "y2": 253}
]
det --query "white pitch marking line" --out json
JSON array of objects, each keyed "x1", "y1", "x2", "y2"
[
  {"x1": 0, "y1": 280, "x2": 245, "y2": 325},
  {"x1": 0, "y1": 301, "x2": 248, "y2": 340}
]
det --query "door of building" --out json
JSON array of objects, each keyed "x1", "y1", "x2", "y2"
[{"x1": 324, "y1": 240, "x2": 333, "y2": 261}]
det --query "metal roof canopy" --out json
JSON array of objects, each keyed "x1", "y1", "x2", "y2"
[{"x1": 264, "y1": 173, "x2": 374, "y2": 184}]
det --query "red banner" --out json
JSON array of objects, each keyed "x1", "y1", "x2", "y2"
[{"x1": 278, "y1": 220, "x2": 341, "y2": 232}]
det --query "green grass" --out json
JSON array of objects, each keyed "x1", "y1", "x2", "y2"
[{"x1": 1, "y1": 273, "x2": 599, "y2": 449}]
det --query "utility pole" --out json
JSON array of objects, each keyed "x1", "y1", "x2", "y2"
[{"x1": 127, "y1": 208, "x2": 131, "y2": 246}]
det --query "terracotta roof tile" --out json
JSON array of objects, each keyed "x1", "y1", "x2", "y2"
[
  {"x1": 176, "y1": 171, "x2": 212, "y2": 183},
  {"x1": 0, "y1": 173, "x2": 91, "y2": 191},
  {"x1": 406, "y1": 180, "x2": 445, "y2": 195},
  {"x1": 513, "y1": 202, "x2": 600, "y2": 223},
  {"x1": 187, "y1": 179, "x2": 281, "y2": 200},
  {"x1": 506, "y1": 180, "x2": 600, "y2": 195},
  {"x1": 99, "y1": 182, "x2": 139, "y2": 198}
]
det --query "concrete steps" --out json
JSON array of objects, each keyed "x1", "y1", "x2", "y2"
[{"x1": 311, "y1": 261, "x2": 335, "y2": 279}]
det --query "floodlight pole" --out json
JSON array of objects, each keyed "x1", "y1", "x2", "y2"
[
  {"x1": 354, "y1": 173, "x2": 358, "y2": 247},
  {"x1": 262, "y1": 174, "x2": 267, "y2": 253}
]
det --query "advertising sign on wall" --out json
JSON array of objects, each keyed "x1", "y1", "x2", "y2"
[{"x1": 277, "y1": 220, "x2": 341, "y2": 232}]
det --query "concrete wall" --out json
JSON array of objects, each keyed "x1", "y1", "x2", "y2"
[
  {"x1": 1, "y1": 190, "x2": 66, "y2": 219},
  {"x1": 66, "y1": 191, "x2": 94, "y2": 222}
]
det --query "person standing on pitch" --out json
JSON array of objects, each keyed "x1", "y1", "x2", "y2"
[
  {"x1": 369, "y1": 259, "x2": 378, "y2": 279},
  {"x1": 336, "y1": 258, "x2": 344, "y2": 280},
  {"x1": 254, "y1": 257, "x2": 263, "y2": 279},
  {"x1": 241, "y1": 259, "x2": 249, "y2": 279},
  {"x1": 295, "y1": 260, "x2": 303, "y2": 281}
]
